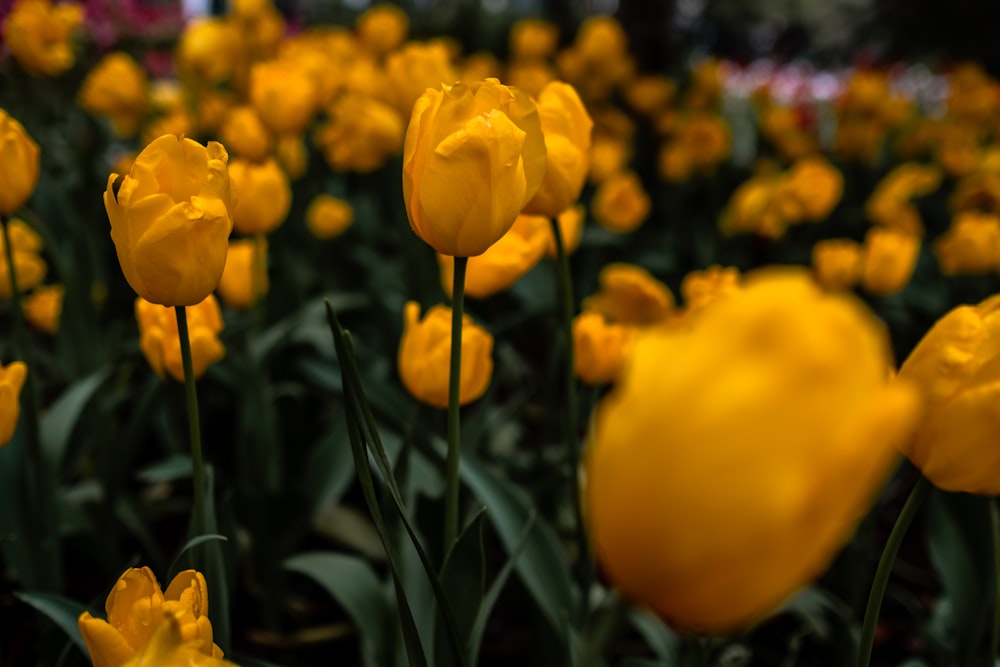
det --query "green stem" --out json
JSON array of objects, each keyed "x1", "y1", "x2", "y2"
[
  {"x1": 579, "y1": 591, "x2": 629, "y2": 667},
  {"x1": 856, "y1": 475, "x2": 931, "y2": 667},
  {"x1": 444, "y1": 257, "x2": 468, "y2": 555},
  {"x1": 2, "y1": 214, "x2": 58, "y2": 590},
  {"x1": 550, "y1": 217, "x2": 591, "y2": 620},
  {"x1": 991, "y1": 498, "x2": 1000, "y2": 665},
  {"x1": 174, "y1": 306, "x2": 207, "y2": 540}
]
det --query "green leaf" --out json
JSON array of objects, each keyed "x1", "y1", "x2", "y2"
[
  {"x1": 40, "y1": 369, "x2": 108, "y2": 469},
  {"x1": 628, "y1": 608, "x2": 679, "y2": 664},
  {"x1": 459, "y1": 454, "x2": 577, "y2": 635},
  {"x1": 285, "y1": 551, "x2": 393, "y2": 667},
  {"x1": 168, "y1": 534, "x2": 229, "y2": 579},
  {"x1": 15, "y1": 592, "x2": 88, "y2": 655},
  {"x1": 436, "y1": 509, "x2": 487, "y2": 667},
  {"x1": 136, "y1": 453, "x2": 192, "y2": 484},
  {"x1": 201, "y1": 468, "x2": 231, "y2": 654}
]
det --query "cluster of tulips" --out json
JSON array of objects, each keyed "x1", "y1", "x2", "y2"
[{"x1": 4, "y1": 0, "x2": 1000, "y2": 664}]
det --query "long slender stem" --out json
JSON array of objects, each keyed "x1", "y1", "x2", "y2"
[
  {"x1": 174, "y1": 305, "x2": 207, "y2": 539},
  {"x1": 991, "y1": 498, "x2": 1000, "y2": 665},
  {"x1": 2, "y1": 214, "x2": 58, "y2": 590},
  {"x1": 856, "y1": 475, "x2": 931, "y2": 667},
  {"x1": 550, "y1": 217, "x2": 591, "y2": 620},
  {"x1": 444, "y1": 257, "x2": 468, "y2": 554}
]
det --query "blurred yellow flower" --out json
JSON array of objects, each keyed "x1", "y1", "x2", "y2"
[
  {"x1": 623, "y1": 75, "x2": 675, "y2": 117},
  {"x1": 106, "y1": 134, "x2": 233, "y2": 307},
  {"x1": 275, "y1": 135, "x2": 308, "y2": 180},
  {"x1": 356, "y1": 4, "x2": 409, "y2": 58},
  {"x1": 78, "y1": 567, "x2": 226, "y2": 667},
  {"x1": 175, "y1": 18, "x2": 243, "y2": 85},
  {"x1": 24, "y1": 284, "x2": 63, "y2": 334},
  {"x1": 573, "y1": 311, "x2": 636, "y2": 386},
  {"x1": 250, "y1": 59, "x2": 320, "y2": 136},
  {"x1": 557, "y1": 16, "x2": 633, "y2": 103},
  {"x1": 866, "y1": 162, "x2": 942, "y2": 235},
  {"x1": 228, "y1": 158, "x2": 291, "y2": 236},
  {"x1": 218, "y1": 106, "x2": 273, "y2": 162},
  {"x1": 0, "y1": 110, "x2": 40, "y2": 215},
  {"x1": 582, "y1": 263, "x2": 673, "y2": 326},
  {"x1": 860, "y1": 227, "x2": 921, "y2": 297},
  {"x1": 509, "y1": 18, "x2": 559, "y2": 61},
  {"x1": 0, "y1": 361, "x2": 27, "y2": 447},
  {"x1": 385, "y1": 41, "x2": 457, "y2": 118},
  {"x1": 680, "y1": 265, "x2": 741, "y2": 314},
  {"x1": 812, "y1": 239, "x2": 863, "y2": 291},
  {"x1": 591, "y1": 171, "x2": 650, "y2": 233},
  {"x1": 897, "y1": 295, "x2": 1000, "y2": 494},
  {"x1": 775, "y1": 156, "x2": 843, "y2": 222},
  {"x1": 657, "y1": 113, "x2": 730, "y2": 183},
  {"x1": 584, "y1": 269, "x2": 919, "y2": 632},
  {"x1": 306, "y1": 194, "x2": 353, "y2": 240},
  {"x1": 587, "y1": 135, "x2": 630, "y2": 184},
  {"x1": 78, "y1": 52, "x2": 148, "y2": 137},
  {"x1": 934, "y1": 211, "x2": 1000, "y2": 275},
  {"x1": 315, "y1": 92, "x2": 404, "y2": 173},
  {"x1": 135, "y1": 296, "x2": 225, "y2": 382},
  {"x1": 2, "y1": 0, "x2": 82, "y2": 77},
  {"x1": 439, "y1": 213, "x2": 550, "y2": 299},
  {"x1": 523, "y1": 82, "x2": 592, "y2": 218},
  {"x1": 217, "y1": 238, "x2": 267, "y2": 310},
  {"x1": 544, "y1": 205, "x2": 585, "y2": 259},
  {"x1": 402, "y1": 78, "x2": 547, "y2": 257},
  {"x1": 0, "y1": 218, "x2": 47, "y2": 298},
  {"x1": 398, "y1": 301, "x2": 493, "y2": 408}
]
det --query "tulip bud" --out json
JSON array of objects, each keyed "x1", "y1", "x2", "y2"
[
  {"x1": 398, "y1": 301, "x2": 493, "y2": 408},
  {"x1": 402, "y1": 78, "x2": 547, "y2": 257},
  {"x1": 0, "y1": 110, "x2": 40, "y2": 215}
]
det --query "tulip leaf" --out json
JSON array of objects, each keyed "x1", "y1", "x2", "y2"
[
  {"x1": 201, "y1": 468, "x2": 232, "y2": 654},
  {"x1": 284, "y1": 551, "x2": 393, "y2": 667},
  {"x1": 135, "y1": 453, "x2": 192, "y2": 484},
  {"x1": 40, "y1": 368, "x2": 109, "y2": 470},
  {"x1": 628, "y1": 608, "x2": 680, "y2": 664},
  {"x1": 15, "y1": 591, "x2": 88, "y2": 655},
  {"x1": 459, "y1": 452, "x2": 577, "y2": 636},
  {"x1": 167, "y1": 533, "x2": 229, "y2": 579},
  {"x1": 435, "y1": 509, "x2": 487, "y2": 667}
]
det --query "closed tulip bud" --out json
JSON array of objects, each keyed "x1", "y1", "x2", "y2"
[
  {"x1": 106, "y1": 134, "x2": 233, "y2": 307},
  {"x1": 306, "y1": 195, "x2": 353, "y2": 239},
  {"x1": 573, "y1": 312, "x2": 636, "y2": 385},
  {"x1": 24, "y1": 284, "x2": 63, "y2": 334},
  {"x1": 934, "y1": 211, "x2": 1000, "y2": 275},
  {"x1": 583, "y1": 263, "x2": 674, "y2": 326},
  {"x1": 812, "y1": 239, "x2": 863, "y2": 291},
  {"x1": 544, "y1": 205, "x2": 585, "y2": 259},
  {"x1": 250, "y1": 59, "x2": 320, "y2": 135},
  {"x1": 584, "y1": 270, "x2": 920, "y2": 632},
  {"x1": 78, "y1": 567, "x2": 225, "y2": 667},
  {"x1": 3, "y1": 0, "x2": 83, "y2": 77},
  {"x1": 0, "y1": 218, "x2": 47, "y2": 297},
  {"x1": 0, "y1": 110, "x2": 40, "y2": 215},
  {"x1": 175, "y1": 18, "x2": 242, "y2": 85},
  {"x1": 398, "y1": 301, "x2": 493, "y2": 408},
  {"x1": 135, "y1": 296, "x2": 225, "y2": 382},
  {"x1": 217, "y1": 238, "x2": 267, "y2": 309},
  {"x1": 861, "y1": 227, "x2": 921, "y2": 297},
  {"x1": 218, "y1": 106, "x2": 273, "y2": 162},
  {"x1": 385, "y1": 41, "x2": 457, "y2": 118},
  {"x1": 229, "y1": 158, "x2": 291, "y2": 235},
  {"x1": 0, "y1": 362, "x2": 27, "y2": 447},
  {"x1": 592, "y1": 170, "x2": 651, "y2": 233},
  {"x1": 440, "y1": 213, "x2": 550, "y2": 299},
  {"x1": 402, "y1": 78, "x2": 547, "y2": 257},
  {"x1": 522, "y1": 82, "x2": 593, "y2": 218},
  {"x1": 356, "y1": 4, "x2": 409, "y2": 58},
  {"x1": 78, "y1": 52, "x2": 148, "y2": 137},
  {"x1": 897, "y1": 296, "x2": 1000, "y2": 494}
]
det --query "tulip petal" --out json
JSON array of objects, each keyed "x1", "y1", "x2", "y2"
[{"x1": 79, "y1": 613, "x2": 136, "y2": 667}]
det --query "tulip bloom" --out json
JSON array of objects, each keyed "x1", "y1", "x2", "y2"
[
  {"x1": 584, "y1": 270, "x2": 919, "y2": 632},
  {"x1": 573, "y1": 312, "x2": 635, "y2": 385},
  {"x1": 582, "y1": 263, "x2": 674, "y2": 326},
  {"x1": 78, "y1": 52, "x2": 149, "y2": 137},
  {"x1": 24, "y1": 284, "x2": 63, "y2": 334},
  {"x1": 591, "y1": 170, "x2": 651, "y2": 233},
  {"x1": 217, "y1": 238, "x2": 267, "y2": 309},
  {"x1": 2, "y1": 0, "x2": 83, "y2": 77},
  {"x1": 680, "y1": 265, "x2": 741, "y2": 314},
  {"x1": 105, "y1": 134, "x2": 234, "y2": 307},
  {"x1": 934, "y1": 211, "x2": 1000, "y2": 275},
  {"x1": 0, "y1": 110, "x2": 40, "y2": 215},
  {"x1": 250, "y1": 59, "x2": 319, "y2": 136},
  {"x1": 136, "y1": 296, "x2": 225, "y2": 382},
  {"x1": 812, "y1": 239, "x2": 863, "y2": 291},
  {"x1": 78, "y1": 567, "x2": 225, "y2": 667},
  {"x1": 0, "y1": 218, "x2": 47, "y2": 298},
  {"x1": 398, "y1": 301, "x2": 493, "y2": 408},
  {"x1": 897, "y1": 296, "x2": 1000, "y2": 494},
  {"x1": 402, "y1": 78, "x2": 547, "y2": 257},
  {"x1": 228, "y1": 158, "x2": 291, "y2": 236},
  {"x1": 0, "y1": 362, "x2": 27, "y2": 447},
  {"x1": 219, "y1": 106, "x2": 272, "y2": 162},
  {"x1": 306, "y1": 195, "x2": 353, "y2": 240},
  {"x1": 356, "y1": 4, "x2": 409, "y2": 57},
  {"x1": 860, "y1": 227, "x2": 920, "y2": 297}
]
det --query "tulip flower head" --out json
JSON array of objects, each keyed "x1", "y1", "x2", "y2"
[
  {"x1": 217, "y1": 238, "x2": 268, "y2": 310},
  {"x1": 3, "y1": 0, "x2": 83, "y2": 77},
  {"x1": 0, "y1": 110, "x2": 41, "y2": 216},
  {"x1": 105, "y1": 134, "x2": 234, "y2": 307},
  {"x1": 582, "y1": 263, "x2": 674, "y2": 326},
  {"x1": 306, "y1": 195, "x2": 354, "y2": 240},
  {"x1": 24, "y1": 284, "x2": 64, "y2": 334},
  {"x1": 78, "y1": 52, "x2": 149, "y2": 137},
  {"x1": 0, "y1": 361, "x2": 27, "y2": 447},
  {"x1": 0, "y1": 218, "x2": 47, "y2": 298},
  {"x1": 402, "y1": 78, "x2": 547, "y2": 257},
  {"x1": 136, "y1": 295, "x2": 225, "y2": 382}
]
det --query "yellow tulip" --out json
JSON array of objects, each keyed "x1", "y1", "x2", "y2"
[
  {"x1": 544, "y1": 205, "x2": 585, "y2": 259},
  {"x1": 680, "y1": 265, "x2": 741, "y2": 314},
  {"x1": 275, "y1": 135, "x2": 308, "y2": 181},
  {"x1": 0, "y1": 361, "x2": 27, "y2": 447},
  {"x1": 175, "y1": 18, "x2": 243, "y2": 85},
  {"x1": 591, "y1": 170, "x2": 650, "y2": 233},
  {"x1": 439, "y1": 213, "x2": 550, "y2": 299},
  {"x1": 2, "y1": 0, "x2": 82, "y2": 77},
  {"x1": 0, "y1": 110, "x2": 40, "y2": 216},
  {"x1": 584, "y1": 269, "x2": 919, "y2": 632},
  {"x1": 860, "y1": 227, "x2": 920, "y2": 297},
  {"x1": 402, "y1": 78, "x2": 547, "y2": 257},
  {"x1": 398, "y1": 301, "x2": 493, "y2": 408},
  {"x1": 812, "y1": 239, "x2": 863, "y2": 292},
  {"x1": 218, "y1": 106, "x2": 273, "y2": 162},
  {"x1": 509, "y1": 18, "x2": 559, "y2": 61},
  {"x1": 306, "y1": 195, "x2": 353, "y2": 240},
  {"x1": 24, "y1": 284, "x2": 63, "y2": 334},
  {"x1": 250, "y1": 59, "x2": 320, "y2": 136},
  {"x1": 217, "y1": 238, "x2": 267, "y2": 310},
  {"x1": 135, "y1": 296, "x2": 225, "y2": 382},
  {"x1": 0, "y1": 218, "x2": 47, "y2": 298},
  {"x1": 315, "y1": 92, "x2": 404, "y2": 173},
  {"x1": 78, "y1": 567, "x2": 225, "y2": 667},
  {"x1": 934, "y1": 211, "x2": 1000, "y2": 275},
  {"x1": 228, "y1": 158, "x2": 291, "y2": 236},
  {"x1": 777, "y1": 155, "x2": 843, "y2": 222},
  {"x1": 897, "y1": 295, "x2": 1000, "y2": 494},
  {"x1": 506, "y1": 60, "x2": 556, "y2": 99},
  {"x1": 583, "y1": 263, "x2": 673, "y2": 326},
  {"x1": 78, "y1": 52, "x2": 149, "y2": 137},
  {"x1": 587, "y1": 135, "x2": 630, "y2": 184},
  {"x1": 522, "y1": 82, "x2": 593, "y2": 218},
  {"x1": 573, "y1": 312, "x2": 636, "y2": 385},
  {"x1": 356, "y1": 4, "x2": 409, "y2": 58},
  {"x1": 122, "y1": 610, "x2": 236, "y2": 667},
  {"x1": 385, "y1": 41, "x2": 457, "y2": 118},
  {"x1": 106, "y1": 134, "x2": 234, "y2": 307}
]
